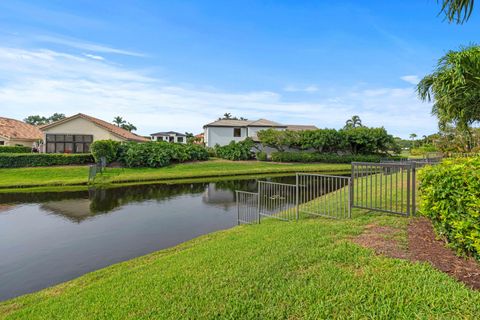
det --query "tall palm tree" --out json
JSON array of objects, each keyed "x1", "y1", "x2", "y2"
[
  {"x1": 113, "y1": 116, "x2": 126, "y2": 127},
  {"x1": 345, "y1": 115, "x2": 363, "y2": 129}
]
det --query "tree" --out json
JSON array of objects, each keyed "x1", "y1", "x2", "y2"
[
  {"x1": 24, "y1": 115, "x2": 48, "y2": 126},
  {"x1": 113, "y1": 116, "x2": 126, "y2": 127},
  {"x1": 121, "y1": 122, "x2": 137, "y2": 132},
  {"x1": 24, "y1": 113, "x2": 66, "y2": 126},
  {"x1": 417, "y1": 46, "x2": 480, "y2": 136},
  {"x1": 344, "y1": 115, "x2": 363, "y2": 129},
  {"x1": 439, "y1": 0, "x2": 475, "y2": 24},
  {"x1": 218, "y1": 113, "x2": 248, "y2": 121}
]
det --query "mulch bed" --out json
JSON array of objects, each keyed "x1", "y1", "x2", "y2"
[{"x1": 353, "y1": 217, "x2": 480, "y2": 290}]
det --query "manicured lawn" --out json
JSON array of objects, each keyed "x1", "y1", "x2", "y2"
[
  {"x1": 0, "y1": 160, "x2": 350, "y2": 190},
  {"x1": 1, "y1": 214, "x2": 479, "y2": 319}
]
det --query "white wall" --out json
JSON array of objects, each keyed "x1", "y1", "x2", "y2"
[
  {"x1": 42, "y1": 117, "x2": 124, "y2": 141},
  {"x1": 0, "y1": 138, "x2": 35, "y2": 147},
  {"x1": 205, "y1": 127, "x2": 247, "y2": 147}
]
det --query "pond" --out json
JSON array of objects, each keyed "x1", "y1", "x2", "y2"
[{"x1": 0, "y1": 175, "x2": 310, "y2": 301}]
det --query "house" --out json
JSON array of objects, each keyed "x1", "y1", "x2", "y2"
[
  {"x1": 40, "y1": 113, "x2": 149, "y2": 153},
  {"x1": 150, "y1": 131, "x2": 187, "y2": 144},
  {"x1": 203, "y1": 118, "x2": 317, "y2": 147},
  {"x1": 194, "y1": 133, "x2": 204, "y2": 145},
  {"x1": 0, "y1": 117, "x2": 42, "y2": 148}
]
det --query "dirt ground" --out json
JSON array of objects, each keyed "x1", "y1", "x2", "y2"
[{"x1": 353, "y1": 217, "x2": 480, "y2": 290}]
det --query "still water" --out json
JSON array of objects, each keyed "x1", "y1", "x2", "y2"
[{"x1": 0, "y1": 175, "x2": 298, "y2": 301}]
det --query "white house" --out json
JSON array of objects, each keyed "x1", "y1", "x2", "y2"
[
  {"x1": 203, "y1": 118, "x2": 317, "y2": 147},
  {"x1": 150, "y1": 131, "x2": 187, "y2": 144}
]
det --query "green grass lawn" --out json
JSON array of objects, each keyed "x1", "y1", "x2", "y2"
[
  {"x1": 0, "y1": 160, "x2": 350, "y2": 190},
  {"x1": 1, "y1": 214, "x2": 479, "y2": 319}
]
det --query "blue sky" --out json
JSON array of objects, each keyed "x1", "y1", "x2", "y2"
[{"x1": 0, "y1": 0, "x2": 479, "y2": 138}]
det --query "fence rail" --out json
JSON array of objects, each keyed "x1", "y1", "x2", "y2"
[
  {"x1": 236, "y1": 159, "x2": 438, "y2": 224},
  {"x1": 236, "y1": 191, "x2": 259, "y2": 224},
  {"x1": 297, "y1": 173, "x2": 351, "y2": 219},
  {"x1": 258, "y1": 181, "x2": 298, "y2": 221}
]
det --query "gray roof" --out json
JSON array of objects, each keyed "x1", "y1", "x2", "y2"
[
  {"x1": 286, "y1": 125, "x2": 318, "y2": 131},
  {"x1": 204, "y1": 118, "x2": 286, "y2": 128},
  {"x1": 204, "y1": 118, "x2": 316, "y2": 130},
  {"x1": 150, "y1": 131, "x2": 186, "y2": 137}
]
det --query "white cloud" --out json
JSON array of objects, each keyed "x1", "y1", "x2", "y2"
[
  {"x1": 284, "y1": 85, "x2": 319, "y2": 93},
  {"x1": 83, "y1": 53, "x2": 105, "y2": 61},
  {"x1": 35, "y1": 35, "x2": 145, "y2": 57},
  {"x1": 0, "y1": 46, "x2": 436, "y2": 138},
  {"x1": 400, "y1": 75, "x2": 420, "y2": 85}
]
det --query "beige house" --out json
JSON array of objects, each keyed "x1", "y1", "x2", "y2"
[
  {"x1": 0, "y1": 117, "x2": 42, "y2": 148},
  {"x1": 40, "y1": 113, "x2": 149, "y2": 153}
]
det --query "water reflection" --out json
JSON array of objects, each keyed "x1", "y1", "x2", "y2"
[{"x1": 0, "y1": 175, "x2": 297, "y2": 301}]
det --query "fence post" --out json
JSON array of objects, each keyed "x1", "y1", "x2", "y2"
[
  {"x1": 257, "y1": 190, "x2": 261, "y2": 224},
  {"x1": 348, "y1": 178, "x2": 352, "y2": 218},
  {"x1": 412, "y1": 166, "x2": 416, "y2": 216},
  {"x1": 295, "y1": 174, "x2": 299, "y2": 221},
  {"x1": 235, "y1": 191, "x2": 240, "y2": 225},
  {"x1": 406, "y1": 165, "x2": 411, "y2": 217}
]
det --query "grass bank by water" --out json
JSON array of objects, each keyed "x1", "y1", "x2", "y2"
[
  {"x1": 0, "y1": 160, "x2": 350, "y2": 190},
  {"x1": 1, "y1": 214, "x2": 479, "y2": 319}
]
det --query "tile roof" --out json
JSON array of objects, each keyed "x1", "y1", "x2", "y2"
[
  {"x1": 247, "y1": 118, "x2": 286, "y2": 127},
  {"x1": 0, "y1": 117, "x2": 42, "y2": 140},
  {"x1": 41, "y1": 113, "x2": 149, "y2": 142},
  {"x1": 286, "y1": 125, "x2": 318, "y2": 131},
  {"x1": 204, "y1": 119, "x2": 251, "y2": 127},
  {"x1": 151, "y1": 131, "x2": 186, "y2": 137}
]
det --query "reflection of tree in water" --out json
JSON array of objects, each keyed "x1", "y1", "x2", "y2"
[
  {"x1": 89, "y1": 183, "x2": 208, "y2": 213},
  {"x1": 0, "y1": 176, "x2": 302, "y2": 223}
]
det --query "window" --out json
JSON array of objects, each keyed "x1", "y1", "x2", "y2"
[
  {"x1": 233, "y1": 128, "x2": 241, "y2": 137},
  {"x1": 45, "y1": 134, "x2": 93, "y2": 153},
  {"x1": 0, "y1": 141, "x2": 4, "y2": 145},
  {"x1": 177, "y1": 137, "x2": 184, "y2": 143}
]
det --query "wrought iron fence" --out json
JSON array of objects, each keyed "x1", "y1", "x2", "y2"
[
  {"x1": 235, "y1": 191, "x2": 259, "y2": 224},
  {"x1": 351, "y1": 162, "x2": 416, "y2": 216},
  {"x1": 297, "y1": 173, "x2": 351, "y2": 219},
  {"x1": 258, "y1": 181, "x2": 298, "y2": 221}
]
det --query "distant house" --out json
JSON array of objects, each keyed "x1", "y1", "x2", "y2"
[
  {"x1": 150, "y1": 131, "x2": 187, "y2": 144},
  {"x1": 194, "y1": 133, "x2": 204, "y2": 145},
  {"x1": 203, "y1": 118, "x2": 317, "y2": 147},
  {"x1": 0, "y1": 117, "x2": 42, "y2": 148},
  {"x1": 40, "y1": 113, "x2": 148, "y2": 153}
]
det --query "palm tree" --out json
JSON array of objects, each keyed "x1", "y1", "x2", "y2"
[
  {"x1": 113, "y1": 116, "x2": 126, "y2": 127},
  {"x1": 345, "y1": 115, "x2": 363, "y2": 129},
  {"x1": 439, "y1": 0, "x2": 475, "y2": 24},
  {"x1": 121, "y1": 122, "x2": 137, "y2": 132},
  {"x1": 409, "y1": 133, "x2": 417, "y2": 141},
  {"x1": 223, "y1": 113, "x2": 233, "y2": 120}
]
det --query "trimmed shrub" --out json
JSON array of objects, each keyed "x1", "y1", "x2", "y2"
[
  {"x1": 419, "y1": 157, "x2": 480, "y2": 260},
  {"x1": 122, "y1": 141, "x2": 209, "y2": 168},
  {"x1": 256, "y1": 151, "x2": 268, "y2": 161},
  {"x1": 270, "y1": 152, "x2": 404, "y2": 163},
  {"x1": 90, "y1": 140, "x2": 121, "y2": 163},
  {"x1": 0, "y1": 153, "x2": 93, "y2": 168},
  {"x1": 215, "y1": 138, "x2": 255, "y2": 161},
  {"x1": 0, "y1": 146, "x2": 32, "y2": 153}
]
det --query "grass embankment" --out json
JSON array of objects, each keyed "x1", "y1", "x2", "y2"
[
  {"x1": 0, "y1": 160, "x2": 350, "y2": 190},
  {"x1": 1, "y1": 215, "x2": 480, "y2": 319}
]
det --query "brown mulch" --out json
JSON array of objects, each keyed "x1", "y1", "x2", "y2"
[{"x1": 353, "y1": 217, "x2": 480, "y2": 290}]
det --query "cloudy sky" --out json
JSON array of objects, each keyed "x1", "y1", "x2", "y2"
[{"x1": 0, "y1": 1, "x2": 479, "y2": 138}]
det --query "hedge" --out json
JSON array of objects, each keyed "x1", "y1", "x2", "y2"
[
  {"x1": 419, "y1": 157, "x2": 480, "y2": 260},
  {"x1": 0, "y1": 146, "x2": 32, "y2": 153},
  {"x1": 270, "y1": 152, "x2": 404, "y2": 163},
  {"x1": 215, "y1": 138, "x2": 255, "y2": 161},
  {"x1": 0, "y1": 153, "x2": 94, "y2": 168},
  {"x1": 122, "y1": 142, "x2": 209, "y2": 168}
]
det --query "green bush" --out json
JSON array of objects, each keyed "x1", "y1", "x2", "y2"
[
  {"x1": 90, "y1": 140, "x2": 121, "y2": 163},
  {"x1": 0, "y1": 153, "x2": 93, "y2": 168},
  {"x1": 270, "y1": 152, "x2": 404, "y2": 163},
  {"x1": 256, "y1": 151, "x2": 268, "y2": 161},
  {"x1": 419, "y1": 157, "x2": 480, "y2": 260},
  {"x1": 215, "y1": 138, "x2": 255, "y2": 161},
  {"x1": 0, "y1": 146, "x2": 32, "y2": 153},
  {"x1": 122, "y1": 142, "x2": 209, "y2": 168}
]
